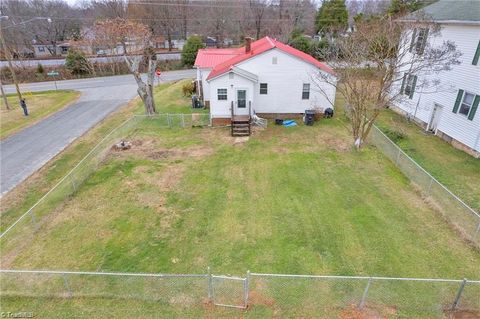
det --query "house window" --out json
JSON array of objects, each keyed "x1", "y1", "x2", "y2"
[
  {"x1": 400, "y1": 73, "x2": 417, "y2": 99},
  {"x1": 453, "y1": 89, "x2": 479, "y2": 120},
  {"x1": 302, "y1": 83, "x2": 310, "y2": 100},
  {"x1": 473, "y1": 41, "x2": 480, "y2": 65},
  {"x1": 272, "y1": 57, "x2": 277, "y2": 64},
  {"x1": 459, "y1": 92, "x2": 475, "y2": 116},
  {"x1": 260, "y1": 83, "x2": 268, "y2": 94},
  {"x1": 410, "y1": 28, "x2": 429, "y2": 55},
  {"x1": 229, "y1": 72, "x2": 234, "y2": 79},
  {"x1": 217, "y1": 88, "x2": 227, "y2": 100},
  {"x1": 38, "y1": 46, "x2": 45, "y2": 52}
]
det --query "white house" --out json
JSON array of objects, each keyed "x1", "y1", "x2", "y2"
[
  {"x1": 393, "y1": 0, "x2": 480, "y2": 157},
  {"x1": 194, "y1": 36, "x2": 336, "y2": 126}
]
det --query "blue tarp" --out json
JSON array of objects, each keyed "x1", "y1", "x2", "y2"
[{"x1": 283, "y1": 120, "x2": 297, "y2": 127}]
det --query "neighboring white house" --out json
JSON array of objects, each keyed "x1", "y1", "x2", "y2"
[
  {"x1": 194, "y1": 36, "x2": 336, "y2": 126},
  {"x1": 32, "y1": 41, "x2": 70, "y2": 58},
  {"x1": 393, "y1": 0, "x2": 480, "y2": 157}
]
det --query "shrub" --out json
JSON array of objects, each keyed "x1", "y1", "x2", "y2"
[
  {"x1": 65, "y1": 49, "x2": 91, "y2": 75},
  {"x1": 36, "y1": 63, "x2": 44, "y2": 74},
  {"x1": 289, "y1": 36, "x2": 313, "y2": 55},
  {"x1": 181, "y1": 36, "x2": 205, "y2": 67},
  {"x1": 182, "y1": 81, "x2": 195, "y2": 96},
  {"x1": 384, "y1": 128, "x2": 406, "y2": 143}
]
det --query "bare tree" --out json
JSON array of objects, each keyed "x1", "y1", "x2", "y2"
[
  {"x1": 91, "y1": 19, "x2": 157, "y2": 114},
  {"x1": 29, "y1": 0, "x2": 79, "y2": 57},
  {"x1": 313, "y1": 15, "x2": 460, "y2": 148},
  {"x1": 249, "y1": 0, "x2": 269, "y2": 39}
]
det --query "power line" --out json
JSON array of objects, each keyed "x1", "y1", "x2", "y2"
[{"x1": 4, "y1": 14, "x2": 305, "y2": 22}]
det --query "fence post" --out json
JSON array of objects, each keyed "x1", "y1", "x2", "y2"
[
  {"x1": 181, "y1": 114, "x2": 185, "y2": 128},
  {"x1": 244, "y1": 270, "x2": 250, "y2": 308},
  {"x1": 62, "y1": 273, "x2": 72, "y2": 298},
  {"x1": 395, "y1": 147, "x2": 401, "y2": 165},
  {"x1": 30, "y1": 210, "x2": 39, "y2": 232},
  {"x1": 451, "y1": 278, "x2": 467, "y2": 310},
  {"x1": 70, "y1": 174, "x2": 77, "y2": 193},
  {"x1": 427, "y1": 177, "x2": 434, "y2": 196},
  {"x1": 473, "y1": 222, "x2": 480, "y2": 241},
  {"x1": 167, "y1": 113, "x2": 171, "y2": 128},
  {"x1": 358, "y1": 277, "x2": 372, "y2": 309},
  {"x1": 207, "y1": 266, "x2": 213, "y2": 302}
]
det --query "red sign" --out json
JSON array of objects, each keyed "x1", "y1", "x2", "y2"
[{"x1": 155, "y1": 69, "x2": 161, "y2": 76}]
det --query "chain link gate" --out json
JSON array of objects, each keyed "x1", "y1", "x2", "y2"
[{"x1": 210, "y1": 274, "x2": 249, "y2": 309}]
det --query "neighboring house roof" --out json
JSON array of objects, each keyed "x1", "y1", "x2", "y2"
[
  {"x1": 204, "y1": 36, "x2": 335, "y2": 81},
  {"x1": 402, "y1": 0, "x2": 480, "y2": 24},
  {"x1": 194, "y1": 47, "x2": 243, "y2": 68}
]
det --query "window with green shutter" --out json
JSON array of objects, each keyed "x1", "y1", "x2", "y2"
[
  {"x1": 403, "y1": 74, "x2": 417, "y2": 99},
  {"x1": 452, "y1": 89, "x2": 464, "y2": 113},
  {"x1": 473, "y1": 41, "x2": 480, "y2": 65},
  {"x1": 453, "y1": 90, "x2": 478, "y2": 120},
  {"x1": 468, "y1": 95, "x2": 479, "y2": 120}
]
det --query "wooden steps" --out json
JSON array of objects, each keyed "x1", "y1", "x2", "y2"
[{"x1": 231, "y1": 119, "x2": 251, "y2": 136}]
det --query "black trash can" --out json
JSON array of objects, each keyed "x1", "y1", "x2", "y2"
[
  {"x1": 191, "y1": 95, "x2": 201, "y2": 108},
  {"x1": 304, "y1": 110, "x2": 315, "y2": 126},
  {"x1": 324, "y1": 108, "x2": 334, "y2": 118}
]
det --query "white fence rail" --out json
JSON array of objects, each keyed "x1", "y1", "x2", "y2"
[{"x1": 1, "y1": 269, "x2": 479, "y2": 317}]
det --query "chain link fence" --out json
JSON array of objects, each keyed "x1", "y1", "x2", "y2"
[
  {"x1": 0, "y1": 113, "x2": 210, "y2": 249},
  {"x1": 369, "y1": 125, "x2": 480, "y2": 246},
  {"x1": 1, "y1": 269, "x2": 479, "y2": 318}
]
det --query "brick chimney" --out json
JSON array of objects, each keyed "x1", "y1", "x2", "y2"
[{"x1": 245, "y1": 37, "x2": 252, "y2": 53}]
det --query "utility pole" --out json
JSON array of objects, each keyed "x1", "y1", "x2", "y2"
[
  {"x1": 0, "y1": 15, "x2": 52, "y2": 104},
  {"x1": 0, "y1": 15, "x2": 23, "y2": 103},
  {"x1": 0, "y1": 79, "x2": 10, "y2": 110}
]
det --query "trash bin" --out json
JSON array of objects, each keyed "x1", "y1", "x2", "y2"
[
  {"x1": 192, "y1": 95, "x2": 201, "y2": 108},
  {"x1": 324, "y1": 108, "x2": 334, "y2": 118},
  {"x1": 304, "y1": 110, "x2": 315, "y2": 126}
]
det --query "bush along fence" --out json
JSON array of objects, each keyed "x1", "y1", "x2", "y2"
[
  {"x1": 369, "y1": 125, "x2": 480, "y2": 246},
  {"x1": 1, "y1": 269, "x2": 479, "y2": 317},
  {"x1": 0, "y1": 113, "x2": 211, "y2": 249}
]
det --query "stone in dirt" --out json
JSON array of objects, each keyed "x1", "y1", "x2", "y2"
[{"x1": 112, "y1": 140, "x2": 132, "y2": 151}]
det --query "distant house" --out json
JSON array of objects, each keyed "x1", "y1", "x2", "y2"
[
  {"x1": 194, "y1": 36, "x2": 336, "y2": 126},
  {"x1": 165, "y1": 39, "x2": 185, "y2": 50},
  {"x1": 32, "y1": 41, "x2": 70, "y2": 58},
  {"x1": 205, "y1": 37, "x2": 217, "y2": 47},
  {"x1": 392, "y1": 0, "x2": 480, "y2": 157}
]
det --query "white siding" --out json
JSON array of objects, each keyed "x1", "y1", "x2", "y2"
[
  {"x1": 197, "y1": 67, "x2": 212, "y2": 102},
  {"x1": 208, "y1": 73, "x2": 255, "y2": 118},
  {"x1": 394, "y1": 24, "x2": 480, "y2": 151},
  {"x1": 236, "y1": 48, "x2": 336, "y2": 114}
]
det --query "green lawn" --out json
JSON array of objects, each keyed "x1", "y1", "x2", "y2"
[
  {"x1": 0, "y1": 90, "x2": 80, "y2": 139},
  {"x1": 137, "y1": 80, "x2": 208, "y2": 114},
  {"x1": 1, "y1": 83, "x2": 479, "y2": 318},
  {"x1": 376, "y1": 109, "x2": 480, "y2": 212}
]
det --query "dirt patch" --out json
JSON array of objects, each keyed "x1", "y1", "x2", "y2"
[
  {"x1": 444, "y1": 309, "x2": 480, "y2": 319},
  {"x1": 147, "y1": 146, "x2": 213, "y2": 160},
  {"x1": 340, "y1": 304, "x2": 397, "y2": 319},
  {"x1": 248, "y1": 290, "x2": 276, "y2": 308},
  {"x1": 108, "y1": 137, "x2": 214, "y2": 161}
]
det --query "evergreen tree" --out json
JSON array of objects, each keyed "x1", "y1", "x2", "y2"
[
  {"x1": 65, "y1": 50, "x2": 91, "y2": 75},
  {"x1": 181, "y1": 36, "x2": 205, "y2": 67},
  {"x1": 315, "y1": 0, "x2": 348, "y2": 34}
]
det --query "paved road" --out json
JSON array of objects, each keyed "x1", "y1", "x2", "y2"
[
  {"x1": 1, "y1": 69, "x2": 196, "y2": 195},
  {"x1": 0, "y1": 52, "x2": 181, "y2": 68}
]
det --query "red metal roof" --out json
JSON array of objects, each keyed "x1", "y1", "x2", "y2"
[
  {"x1": 194, "y1": 48, "x2": 243, "y2": 68},
  {"x1": 203, "y1": 37, "x2": 334, "y2": 81}
]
